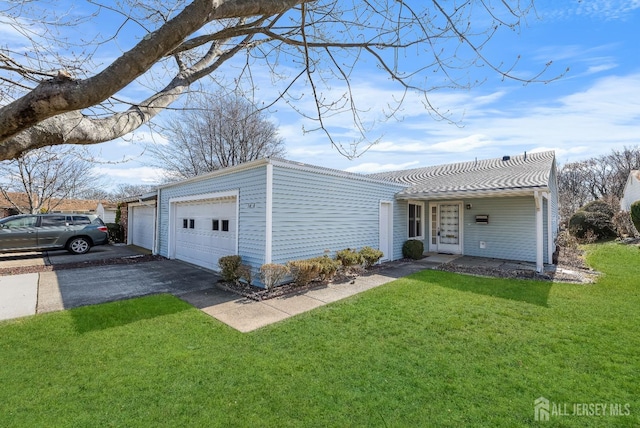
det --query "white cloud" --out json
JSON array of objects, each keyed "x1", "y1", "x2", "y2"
[{"x1": 345, "y1": 161, "x2": 420, "y2": 174}]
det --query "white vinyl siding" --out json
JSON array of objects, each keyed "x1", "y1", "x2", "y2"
[{"x1": 462, "y1": 196, "x2": 537, "y2": 262}]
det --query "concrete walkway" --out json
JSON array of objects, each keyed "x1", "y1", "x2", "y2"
[
  {"x1": 0, "y1": 273, "x2": 39, "y2": 321},
  {"x1": 0, "y1": 252, "x2": 460, "y2": 331},
  {"x1": 180, "y1": 253, "x2": 460, "y2": 332}
]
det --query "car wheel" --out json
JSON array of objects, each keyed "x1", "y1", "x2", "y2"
[{"x1": 67, "y1": 237, "x2": 91, "y2": 255}]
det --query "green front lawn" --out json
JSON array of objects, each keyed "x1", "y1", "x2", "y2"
[{"x1": 0, "y1": 243, "x2": 638, "y2": 427}]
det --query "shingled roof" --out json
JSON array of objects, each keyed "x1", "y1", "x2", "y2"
[{"x1": 368, "y1": 150, "x2": 556, "y2": 199}]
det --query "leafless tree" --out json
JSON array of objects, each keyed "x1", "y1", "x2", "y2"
[
  {"x1": 0, "y1": 146, "x2": 100, "y2": 213},
  {"x1": 0, "y1": 0, "x2": 562, "y2": 161},
  {"x1": 557, "y1": 146, "x2": 640, "y2": 222},
  {"x1": 150, "y1": 92, "x2": 285, "y2": 180}
]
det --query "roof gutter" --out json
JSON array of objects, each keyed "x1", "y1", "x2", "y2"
[{"x1": 395, "y1": 186, "x2": 550, "y2": 201}]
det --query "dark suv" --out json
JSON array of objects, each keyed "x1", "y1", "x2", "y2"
[{"x1": 0, "y1": 214, "x2": 109, "y2": 254}]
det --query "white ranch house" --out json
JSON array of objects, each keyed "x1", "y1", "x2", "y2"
[{"x1": 127, "y1": 151, "x2": 558, "y2": 285}]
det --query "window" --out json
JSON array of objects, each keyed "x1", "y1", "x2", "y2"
[
  {"x1": 71, "y1": 215, "x2": 91, "y2": 225},
  {"x1": 408, "y1": 203, "x2": 423, "y2": 238},
  {"x1": 182, "y1": 219, "x2": 188, "y2": 229},
  {"x1": 1, "y1": 216, "x2": 37, "y2": 228},
  {"x1": 222, "y1": 220, "x2": 229, "y2": 232},
  {"x1": 41, "y1": 215, "x2": 68, "y2": 227},
  {"x1": 189, "y1": 219, "x2": 195, "y2": 229},
  {"x1": 212, "y1": 220, "x2": 219, "y2": 231}
]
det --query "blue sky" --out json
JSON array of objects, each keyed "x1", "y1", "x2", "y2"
[{"x1": 3, "y1": 1, "x2": 640, "y2": 188}]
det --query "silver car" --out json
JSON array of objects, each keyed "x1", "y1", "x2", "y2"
[{"x1": 0, "y1": 214, "x2": 109, "y2": 254}]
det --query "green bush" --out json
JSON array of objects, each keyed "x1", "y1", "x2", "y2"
[
  {"x1": 568, "y1": 200, "x2": 617, "y2": 240},
  {"x1": 359, "y1": 246, "x2": 384, "y2": 269},
  {"x1": 335, "y1": 248, "x2": 362, "y2": 268},
  {"x1": 106, "y1": 223, "x2": 124, "y2": 243},
  {"x1": 402, "y1": 239, "x2": 424, "y2": 260},
  {"x1": 286, "y1": 260, "x2": 321, "y2": 287},
  {"x1": 631, "y1": 200, "x2": 640, "y2": 234},
  {"x1": 260, "y1": 264, "x2": 290, "y2": 290},
  {"x1": 218, "y1": 255, "x2": 242, "y2": 283},
  {"x1": 308, "y1": 256, "x2": 342, "y2": 281}
]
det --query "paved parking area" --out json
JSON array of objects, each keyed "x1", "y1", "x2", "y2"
[{"x1": 0, "y1": 248, "x2": 460, "y2": 331}]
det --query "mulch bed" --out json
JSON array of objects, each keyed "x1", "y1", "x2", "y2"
[{"x1": 0, "y1": 254, "x2": 164, "y2": 277}]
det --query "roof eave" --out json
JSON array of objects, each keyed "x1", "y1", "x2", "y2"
[{"x1": 396, "y1": 186, "x2": 550, "y2": 200}]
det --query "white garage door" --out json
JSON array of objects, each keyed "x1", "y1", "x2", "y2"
[
  {"x1": 173, "y1": 197, "x2": 237, "y2": 270},
  {"x1": 131, "y1": 205, "x2": 155, "y2": 250}
]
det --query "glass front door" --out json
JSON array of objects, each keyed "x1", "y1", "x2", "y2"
[{"x1": 429, "y1": 202, "x2": 462, "y2": 254}]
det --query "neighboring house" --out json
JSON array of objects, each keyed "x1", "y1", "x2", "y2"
[
  {"x1": 620, "y1": 170, "x2": 640, "y2": 212},
  {"x1": 0, "y1": 192, "x2": 100, "y2": 218},
  {"x1": 149, "y1": 150, "x2": 558, "y2": 280},
  {"x1": 122, "y1": 192, "x2": 158, "y2": 251},
  {"x1": 96, "y1": 202, "x2": 118, "y2": 223}
]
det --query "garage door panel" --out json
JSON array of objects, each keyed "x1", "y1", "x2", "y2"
[
  {"x1": 173, "y1": 198, "x2": 237, "y2": 270},
  {"x1": 131, "y1": 205, "x2": 155, "y2": 250}
]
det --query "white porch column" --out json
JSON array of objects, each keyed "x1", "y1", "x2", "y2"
[
  {"x1": 545, "y1": 192, "x2": 553, "y2": 264},
  {"x1": 534, "y1": 191, "x2": 544, "y2": 273}
]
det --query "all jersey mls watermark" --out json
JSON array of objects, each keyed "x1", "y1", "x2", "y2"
[{"x1": 535, "y1": 397, "x2": 631, "y2": 421}]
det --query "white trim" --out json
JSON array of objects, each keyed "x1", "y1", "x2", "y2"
[
  {"x1": 126, "y1": 200, "x2": 157, "y2": 249},
  {"x1": 158, "y1": 157, "x2": 405, "y2": 192},
  {"x1": 545, "y1": 192, "x2": 553, "y2": 264},
  {"x1": 398, "y1": 187, "x2": 550, "y2": 201},
  {"x1": 535, "y1": 191, "x2": 544, "y2": 272},
  {"x1": 428, "y1": 201, "x2": 464, "y2": 255},
  {"x1": 168, "y1": 190, "x2": 238, "y2": 204},
  {"x1": 265, "y1": 163, "x2": 273, "y2": 264},
  {"x1": 167, "y1": 190, "x2": 239, "y2": 261},
  {"x1": 407, "y1": 200, "x2": 425, "y2": 240},
  {"x1": 270, "y1": 159, "x2": 407, "y2": 188},
  {"x1": 379, "y1": 201, "x2": 394, "y2": 261}
]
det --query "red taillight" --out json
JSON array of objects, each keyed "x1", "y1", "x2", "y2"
[{"x1": 97, "y1": 226, "x2": 108, "y2": 232}]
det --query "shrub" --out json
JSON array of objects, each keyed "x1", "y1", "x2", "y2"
[
  {"x1": 359, "y1": 246, "x2": 384, "y2": 269},
  {"x1": 218, "y1": 255, "x2": 242, "y2": 283},
  {"x1": 106, "y1": 223, "x2": 124, "y2": 243},
  {"x1": 309, "y1": 256, "x2": 342, "y2": 281},
  {"x1": 582, "y1": 200, "x2": 615, "y2": 217},
  {"x1": 237, "y1": 264, "x2": 253, "y2": 285},
  {"x1": 286, "y1": 260, "x2": 321, "y2": 287},
  {"x1": 402, "y1": 239, "x2": 424, "y2": 260},
  {"x1": 613, "y1": 211, "x2": 639, "y2": 238},
  {"x1": 335, "y1": 248, "x2": 363, "y2": 268},
  {"x1": 631, "y1": 200, "x2": 640, "y2": 234},
  {"x1": 556, "y1": 229, "x2": 578, "y2": 251},
  {"x1": 260, "y1": 264, "x2": 290, "y2": 290},
  {"x1": 568, "y1": 200, "x2": 617, "y2": 240}
]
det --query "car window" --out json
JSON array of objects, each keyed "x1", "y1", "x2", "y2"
[
  {"x1": 40, "y1": 215, "x2": 68, "y2": 227},
  {"x1": 90, "y1": 217, "x2": 105, "y2": 225},
  {"x1": 1, "y1": 216, "x2": 37, "y2": 228},
  {"x1": 71, "y1": 216, "x2": 92, "y2": 225}
]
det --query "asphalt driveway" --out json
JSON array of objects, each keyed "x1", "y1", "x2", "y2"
[{"x1": 0, "y1": 245, "x2": 227, "y2": 321}]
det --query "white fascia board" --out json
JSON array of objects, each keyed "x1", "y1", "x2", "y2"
[
  {"x1": 159, "y1": 159, "x2": 270, "y2": 190},
  {"x1": 396, "y1": 187, "x2": 549, "y2": 201},
  {"x1": 269, "y1": 159, "x2": 408, "y2": 188},
  {"x1": 168, "y1": 190, "x2": 239, "y2": 204}
]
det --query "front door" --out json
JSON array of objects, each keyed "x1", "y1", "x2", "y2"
[{"x1": 429, "y1": 202, "x2": 462, "y2": 254}]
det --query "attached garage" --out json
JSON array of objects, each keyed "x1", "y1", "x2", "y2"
[
  {"x1": 129, "y1": 204, "x2": 156, "y2": 250},
  {"x1": 169, "y1": 191, "x2": 238, "y2": 270}
]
